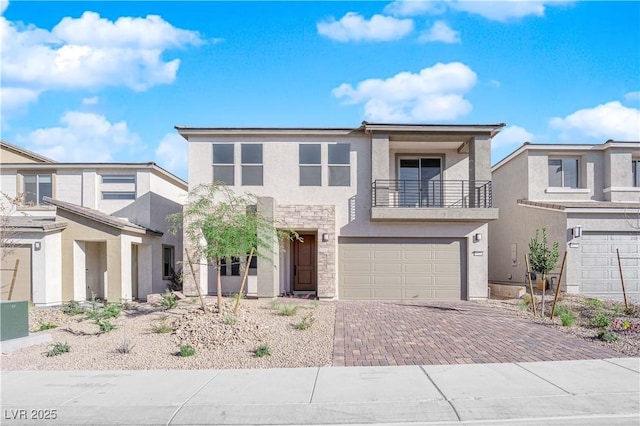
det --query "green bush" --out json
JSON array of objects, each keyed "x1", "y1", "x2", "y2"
[
  {"x1": 159, "y1": 291, "x2": 178, "y2": 310},
  {"x1": 294, "y1": 313, "x2": 315, "y2": 330},
  {"x1": 279, "y1": 304, "x2": 298, "y2": 317},
  {"x1": 35, "y1": 323, "x2": 58, "y2": 332},
  {"x1": 597, "y1": 330, "x2": 619, "y2": 342},
  {"x1": 96, "y1": 319, "x2": 115, "y2": 333},
  {"x1": 584, "y1": 297, "x2": 604, "y2": 310},
  {"x1": 62, "y1": 300, "x2": 86, "y2": 316},
  {"x1": 46, "y1": 342, "x2": 70, "y2": 357},
  {"x1": 268, "y1": 300, "x2": 282, "y2": 311},
  {"x1": 590, "y1": 312, "x2": 611, "y2": 328},
  {"x1": 518, "y1": 294, "x2": 532, "y2": 311},
  {"x1": 152, "y1": 321, "x2": 173, "y2": 334},
  {"x1": 222, "y1": 312, "x2": 237, "y2": 326},
  {"x1": 179, "y1": 345, "x2": 196, "y2": 357},
  {"x1": 560, "y1": 311, "x2": 575, "y2": 327},
  {"x1": 254, "y1": 344, "x2": 271, "y2": 358}
]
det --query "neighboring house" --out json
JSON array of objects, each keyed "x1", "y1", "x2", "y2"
[
  {"x1": 0, "y1": 140, "x2": 187, "y2": 305},
  {"x1": 489, "y1": 141, "x2": 640, "y2": 300},
  {"x1": 177, "y1": 122, "x2": 503, "y2": 301}
]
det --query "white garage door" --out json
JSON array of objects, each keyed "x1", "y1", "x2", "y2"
[
  {"x1": 580, "y1": 232, "x2": 640, "y2": 298},
  {"x1": 339, "y1": 238, "x2": 465, "y2": 300}
]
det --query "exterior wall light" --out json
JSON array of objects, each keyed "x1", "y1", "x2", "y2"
[
  {"x1": 474, "y1": 233, "x2": 482, "y2": 242},
  {"x1": 34, "y1": 241, "x2": 41, "y2": 250},
  {"x1": 572, "y1": 226, "x2": 582, "y2": 238},
  {"x1": 322, "y1": 233, "x2": 330, "y2": 242}
]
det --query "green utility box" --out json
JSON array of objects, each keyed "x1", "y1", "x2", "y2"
[{"x1": 0, "y1": 301, "x2": 29, "y2": 341}]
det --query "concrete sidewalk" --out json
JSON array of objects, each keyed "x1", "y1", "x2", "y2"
[{"x1": 1, "y1": 358, "x2": 638, "y2": 425}]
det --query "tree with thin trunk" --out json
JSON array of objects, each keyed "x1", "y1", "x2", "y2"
[
  {"x1": 168, "y1": 183, "x2": 297, "y2": 314},
  {"x1": 528, "y1": 227, "x2": 559, "y2": 317},
  {"x1": 1, "y1": 192, "x2": 24, "y2": 261}
]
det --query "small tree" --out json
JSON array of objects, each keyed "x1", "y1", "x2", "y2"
[
  {"x1": 168, "y1": 183, "x2": 296, "y2": 313},
  {"x1": 1, "y1": 191, "x2": 24, "y2": 261},
  {"x1": 528, "y1": 227, "x2": 559, "y2": 317}
]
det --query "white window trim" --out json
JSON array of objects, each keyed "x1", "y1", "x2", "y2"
[{"x1": 544, "y1": 187, "x2": 590, "y2": 194}]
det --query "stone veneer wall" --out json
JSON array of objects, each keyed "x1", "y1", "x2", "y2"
[{"x1": 275, "y1": 205, "x2": 336, "y2": 299}]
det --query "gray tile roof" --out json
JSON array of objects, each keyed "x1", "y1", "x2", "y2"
[
  {"x1": 3, "y1": 216, "x2": 67, "y2": 232},
  {"x1": 43, "y1": 197, "x2": 163, "y2": 236}
]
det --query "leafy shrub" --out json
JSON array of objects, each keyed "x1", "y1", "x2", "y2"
[
  {"x1": 519, "y1": 294, "x2": 532, "y2": 311},
  {"x1": 35, "y1": 323, "x2": 58, "y2": 332},
  {"x1": 102, "y1": 303, "x2": 122, "y2": 319},
  {"x1": 254, "y1": 344, "x2": 271, "y2": 358},
  {"x1": 590, "y1": 312, "x2": 611, "y2": 328},
  {"x1": 294, "y1": 313, "x2": 315, "y2": 330},
  {"x1": 96, "y1": 319, "x2": 115, "y2": 333},
  {"x1": 116, "y1": 338, "x2": 136, "y2": 354},
  {"x1": 179, "y1": 345, "x2": 196, "y2": 357},
  {"x1": 152, "y1": 321, "x2": 173, "y2": 334},
  {"x1": 279, "y1": 304, "x2": 298, "y2": 317},
  {"x1": 62, "y1": 300, "x2": 86, "y2": 316},
  {"x1": 222, "y1": 312, "x2": 237, "y2": 326},
  {"x1": 584, "y1": 297, "x2": 604, "y2": 310},
  {"x1": 268, "y1": 300, "x2": 281, "y2": 311},
  {"x1": 560, "y1": 311, "x2": 575, "y2": 327},
  {"x1": 159, "y1": 291, "x2": 178, "y2": 310},
  {"x1": 46, "y1": 342, "x2": 70, "y2": 357},
  {"x1": 597, "y1": 330, "x2": 619, "y2": 342}
]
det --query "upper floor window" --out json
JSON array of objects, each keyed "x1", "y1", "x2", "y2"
[
  {"x1": 102, "y1": 174, "x2": 135, "y2": 184},
  {"x1": 241, "y1": 144, "x2": 263, "y2": 186},
  {"x1": 23, "y1": 173, "x2": 52, "y2": 205},
  {"x1": 633, "y1": 160, "x2": 639, "y2": 187},
  {"x1": 212, "y1": 144, "x2": 234, "y2": 185},
  {"x1": 102, "y1": 192, "x2": 136, "y2": 200},
  {"x1": 328, "y1": 144, "x2": 350, "y2": 186},
  {"x1": 548, "y1": 158, "x2": 578, "y2": 188},
  {"x1": 299, "y1": 144, "x2": 321, "y2": 186}
]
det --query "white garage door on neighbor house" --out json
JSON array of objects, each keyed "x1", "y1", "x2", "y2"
[
  {"x1": 580, "y1": 232, "x2": 640, "y2": 299},
  {"x1": 338, "y1": 238, "x2": 465, "y2": 300}
]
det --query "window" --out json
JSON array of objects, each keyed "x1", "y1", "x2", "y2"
[
  {"x1": 328, "y1": 144, "x2": 350, "y2": 186},
  {"x1": 23, "y1": 173, "x2": 52, "y2": 205},
  {"x1": 219, "y1": 257, "x2": 241, "y2": 276},
  {"x1": 548, "y1": 158, "x2": 578, "y2": 188},
  {"x1": 633, "y1": 160, "x2": 640, "y2": 187},
  {"x1": 241, "y1": 144, "x2": 263, "y2": 185},
  {"x1": 299, "y1": 144, "x2": 321, "y2": 186},
  {"x1": 102, "y1": 192, "x2": 136, "y2": 200},
  {"x1": 213, "y1": 144, "x2": 235, "y2": 185},
  {"x1": 102, "y1": 174, "x2": 135, "y2": 184},
  {"x1": 162, "y1": 245, "x2": 175, "y2": 279}
]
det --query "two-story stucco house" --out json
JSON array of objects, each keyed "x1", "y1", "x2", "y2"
[
  {"x1": 177, "y1": 122, "x2": 503, "y2": 301},
  {"x1": 0, "y1": 140, "x2": 187, "y2": 305},
  {"x1": 489, "y1": 141, "x2": 640, "y2": 301}
]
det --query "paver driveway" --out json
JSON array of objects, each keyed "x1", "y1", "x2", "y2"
[{"x1": 333, "y1": 301, "x2": 623, "y2": 366}]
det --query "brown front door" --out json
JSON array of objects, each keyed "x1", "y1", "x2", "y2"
[{"x1": 293, "y1": 234, "x2": 316, "y2": 292}]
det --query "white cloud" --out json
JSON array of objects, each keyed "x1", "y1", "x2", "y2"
[
  {"x1": 317, "y1": 12, "x2": 413, "y2": 42},
  {"x1": 550, "y1": 101, "x2": 640, "y2": 141},
  {"x1": 17, "y1": 111, "x2": 141, "y2": 162},
  {"x1": 155, "y1": 133, "x2": 188, "y2": 180},
  {"x1": 418, "y1": 21, "x2": 460, "y2": 44},
  {"x1": 333, "y1": 62, "x2": 477, "y2": 121},
  {"x1": 0, "y1": 11, "x2": 203, "y2": 112},
  {"x1": 384, "y1": 1, "x2": 445, "y2": 17},
  {"x1": 1, "y1": 0, "x2": 8, "y2": 15},
  {"x1": 82, "y1": 96, "x2": 99, "y2": 105},
  {"x1": 487, "y1": 79, "x2": 501, "y2": 88},
  {"x1": 624, "y1": 91, "x2": 640, "y2": 103},
  {"x1": 385, "y1": 0, "x2": 569, "y2": 22},
  {"x1": 0, "y1": 87, "x2": 41, "y2": 112},
  {"x1": 492, "y1": 125, "x2": 534, "y2": 150}
]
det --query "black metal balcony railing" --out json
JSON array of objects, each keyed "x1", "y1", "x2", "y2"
[{"x1": 372, "y1": 180, "x2": 493, "y2": 208}]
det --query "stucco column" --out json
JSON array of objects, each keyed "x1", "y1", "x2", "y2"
[
  {"x1": 257, "y1": 196, "x2": 279, "y2": 298},
  {"x1": 469, "y1": 136, "x2": 492, "y2": 207},
  {"x1": 371, "y1": 134, "x2": 390, "y2": 208}
]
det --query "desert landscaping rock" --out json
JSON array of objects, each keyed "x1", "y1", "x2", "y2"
[{"x1": 1, "y1": 297, "x2": 335, "y2": 370}]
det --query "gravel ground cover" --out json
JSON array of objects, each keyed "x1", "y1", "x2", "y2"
[
  {"x1": 481, "y1": 293, "x2": 640, "y2": 357},
  {"x1": 1, "y1": 296, "x2": 335, "y2": 370}
]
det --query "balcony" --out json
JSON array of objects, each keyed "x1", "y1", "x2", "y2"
[{"x1": 371, "y1": 180, "x2": 499, "y2": 222}]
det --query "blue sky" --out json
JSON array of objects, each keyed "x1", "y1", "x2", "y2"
[{"x1": 1, "y1": 1, "x2": 639, "y2": 180}]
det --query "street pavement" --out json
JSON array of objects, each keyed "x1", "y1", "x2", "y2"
[{"x1": 1, "y1": 357, "x2": 639, "y2": 425}]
